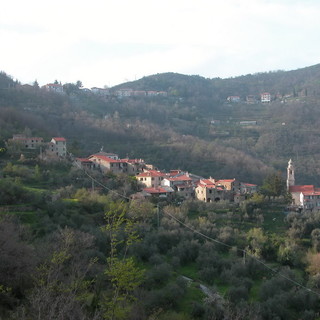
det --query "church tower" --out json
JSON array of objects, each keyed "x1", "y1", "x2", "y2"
[{"x1": 287, "y1": 159, "x2": 295, "y2": 190}]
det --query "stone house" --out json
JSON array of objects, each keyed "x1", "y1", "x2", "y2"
[
  {"x1": 8, "y1": 134, "x2": 44, "y2": 150},
  {"x1": 195, "y1": 178, "x2": 228, "y2": 203}
]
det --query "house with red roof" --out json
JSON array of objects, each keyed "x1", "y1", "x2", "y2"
[
  {"x1": 142, "y1": 186, "x2": 174, "y2": 198},
  {"x1": 240, "y1": 182, "x2": 258, "y2": 194},
  {"x1": 161, "y1": 171, "x2": 195, "y2": 199},
  {"x1": 76, "y1": 152, "x2": 145, "y2": 175},
  {"x1": 44, "y1": 83, "x2": 64, "y2": 94},
  {"x1": 216, "y1": 179, "x2": 240, "y2": 193},
  {"x1": 136, "y1": 170, "x2": 168, "y2": 188},
  {"x1": 261, "y1": 92, "x2": 271, "y2": 103},
  {"x1": 44, "y1": 137, "x2": 67, "y2": 158},
  {"x1": 195, "y1": 178, "x2": 230, "y2": 203},
  {"x1": 287, "y1": 159, "x2": 320, "y2": 210},
  {"x1": 88, "y1": 153, "x2": 123, "y2": 174}
]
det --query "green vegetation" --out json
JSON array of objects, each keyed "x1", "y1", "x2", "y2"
[
  {"x1": 2, "y1": 66, "x2": 320, "y2": 318},
  {"x1": 0, "y1": 151, "x2": 320, "y2": 319}
]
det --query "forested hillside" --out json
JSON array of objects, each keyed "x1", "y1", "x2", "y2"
[
  {"x1": 2, "y1": 65, "x2": 320, "y2": 184},
  {"x1": 2, "y1": 67, "x2": 320, "y2": 319}
]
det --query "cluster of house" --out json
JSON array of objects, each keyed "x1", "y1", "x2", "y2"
[
  {"x1": 75, "y1": 150, "x2": 258, "y2": 203},
  {"x1": 9, "y1": 134, "x2": 317, "y2": 208},
  {"x1": 43, "y1": 83, "x2": 168, "y2": 98},
  {"x1": 227, "y1": 92, "x2": 271, "y2": 104},
  {"x1": 75, "y1": 152, "x2": 320, "y2": 208},
  {"x1": 287, "y1": 159, "x2": 320, "y2": 210},
  {"x1": 7, "y1": 134, "x2": 67, "y2": 160}
]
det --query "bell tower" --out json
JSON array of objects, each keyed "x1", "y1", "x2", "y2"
[{"x1": 287, "y1": 159, "x2": 295, "y2": 190}]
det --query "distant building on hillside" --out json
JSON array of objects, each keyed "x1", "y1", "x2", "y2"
[
  {"x1": 260, "y1": 92, "x2": 271, "y2": 103},
  {"x1": 227, "y1": 96, "x2": 241, "y2": 103},
  {"x1": 136, "y1": 170, "x2": 168, "y2": 188},
  {"x1": 91, "y1": 87, "x2": 110, "y2": 96},
  {"x1": 46, "y1": 137, "x2": 67, "y2": 158},
  {"x1": 75, "y1": 151, "x2": 145, "y2": 175},
  {"x1": 8, "y1": 134, "x2": 44, "y2": 150},
  {"x1": 44, "y1": 83, "x2": 64, "y2": 94}
]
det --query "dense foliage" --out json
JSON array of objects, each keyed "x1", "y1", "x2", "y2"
[
  {"x1": 0, "y1": 154, "x2": 319, "y2": 319},
  {"x1": 2, "y1": 65, "x2": 320, "y2": 184},
  {"x1": 1, "y1": 66, "x2": 320, "y2": 317}
]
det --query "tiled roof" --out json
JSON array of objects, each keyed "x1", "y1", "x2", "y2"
[
  {"x1": 199, "y1": 179, "x2": 215, "y2": 186},
  {"x1": 121, "y1": 158, "x2": 144, "y2": 163},
  {"x1": 137, "y1": 170, "x2": 167, "y2": 178},
  {"x1": 76, "y1": 158, "x2": 93, "y2": 163},
  {"x1": 242, "y1": 183, "x2": 257, "y2": 187},
  {"x1": 167, "y1": 175, "x2": 192, "y2": 182},
  {"x1": 303, "y1": 191, "x2": 320, "y2": 196},
  {"x1": 143, "y1": 187, "x2": 173, "y2": 194},
  {"x1": 52, "y1": 137, "x2": 66, "y2": 142},
  {"x1": 289, "y1": 185, "x2": 315, "y2": 193},
  {"x1": 89, "y1": 154, "x2": 119, "y2": 163}
]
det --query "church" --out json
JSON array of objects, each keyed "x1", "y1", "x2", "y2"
[{"x1": 287, "y1": 159, "x2": 320, "y2": 210}]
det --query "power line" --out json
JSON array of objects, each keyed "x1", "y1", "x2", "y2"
[
  {"x1": 71, "y1": 153, "x2": 131, "y2": 201},
  {"x1": 70, "y1": 152, "x2": 320, "y2": 298},
  {"x1": 163, "y1": 210, "x2": 320, "y2": 298}
]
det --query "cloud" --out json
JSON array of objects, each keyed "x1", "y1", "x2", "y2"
[{"x1": 1, "y1": 0, "x2": 320, "y2": 86}]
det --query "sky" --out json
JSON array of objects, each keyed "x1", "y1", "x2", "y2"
[{"x1": 1, "y1": 0, "x2": 320, "y2": 88}]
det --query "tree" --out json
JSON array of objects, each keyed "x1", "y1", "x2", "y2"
[
  {"x1": 76, "y1": 80, "x2": 83, "y2": 88},
  {"x1": 33, "y1": 80, "x2": 39, "y2": 88},
  {"x1": 23, "y1": 228, "x2": 98, "y2": 320},
  {"x1": 260, "y1": 172, "x2": 287, "y2": 198},
  {"x1": 0, "y1": 216, "x2": 36, "y2": 313},
  {"x1": 101, "y1": 202, "x2": 144, "y2": 320},
  {"x1": 311, "y1": 228, "x2": 320, "y2": 252},
  {"x1": 0, "y1": 139, "x2": 7, "y2": 157},
  {"x1": 246, "y1": 227, "x2": 267, "y2": 258}
]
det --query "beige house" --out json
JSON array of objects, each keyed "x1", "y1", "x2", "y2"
[
  {"x1": 88, "y1": 154, "x2": 123, "y2": 174},
  {"x1": 136, "y1": 170, "x2": 168, "y2": 188},
  {"x1": 216, "y1": 179, "x2": 240, "y2": 193}
]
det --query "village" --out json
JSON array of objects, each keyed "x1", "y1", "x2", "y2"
[
  {"x1": 8, "y1": 133, "x2": 320, "y2": 211},
  {"x1": 7, "y1": 133, "x2": 259, "y2": 204}
]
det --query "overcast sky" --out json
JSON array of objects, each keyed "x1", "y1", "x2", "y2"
[{"x1": 1, "y1": 0, "x2": 320, "y2": 88}]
